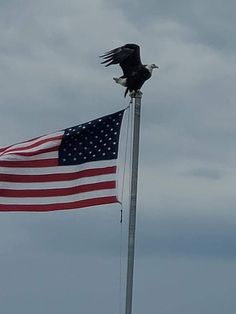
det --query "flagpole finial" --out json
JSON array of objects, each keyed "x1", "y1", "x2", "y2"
[
  {"x1": 129, "y1": 90, "x2": 143, "y2": 99},
  {"x1": 135, "y1": 90, "x2": 143, "y2": 98}
]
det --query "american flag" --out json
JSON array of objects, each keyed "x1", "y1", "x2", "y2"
[{"x1": 0, "y1": 110, "x2": 124, "y2": 212}]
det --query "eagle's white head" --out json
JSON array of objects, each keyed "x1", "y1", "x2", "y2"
[{"x1": 146, "y1": 64, "x2": 159, "y2": 74}]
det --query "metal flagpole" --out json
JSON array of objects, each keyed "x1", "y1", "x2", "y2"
[{"x1": 125, "y1": 90, "x2": 142, "y2": 314}]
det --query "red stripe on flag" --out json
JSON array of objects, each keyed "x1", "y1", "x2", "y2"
[
  {"x1": 0, "y1": 145, "x2": 12, "y2": 154},
  {"x1": 0, "y1": 166, "x2": 117, "y2": 183},
  {"x1": 0, "y1": 181, "x2": 116, "y2": 197},
  {"x1": 13, "y1": 146, "x2": 59, "y2": 157},
  {"x1": 0, "y1": 196, "x2": 118, "y2": 212},
  {"x1": 0, "y1": 159, "x2": 58, "y2": 168},
  {"x1": 1, "y1": 135, "x2": 63, "y2": 155}
]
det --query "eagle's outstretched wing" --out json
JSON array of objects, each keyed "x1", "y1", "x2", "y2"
[{"x1": 100, "y1": 44, "x2": 142, "y2": 76}]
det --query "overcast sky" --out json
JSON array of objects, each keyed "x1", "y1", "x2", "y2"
[{"x1": 1, "y1": 0, "x2": 236, "y2": 313}]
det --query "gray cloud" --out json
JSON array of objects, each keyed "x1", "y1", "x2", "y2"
[
  {"x1": 108, "y1": 0, "x2": 236, "y2": 50},
  {"x1": 136, "y1": 211, "x2": 236, "y2": 259},
  {"x1": 185, "y1": 167, "x2": 223, "y2": 180}
]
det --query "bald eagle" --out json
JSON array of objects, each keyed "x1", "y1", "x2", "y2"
[{"x1": 100, "y1": 43, "x2": 158, "y2": 97}]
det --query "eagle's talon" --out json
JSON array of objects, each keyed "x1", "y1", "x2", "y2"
[{"x1": 129, "y1": 91, "x2": 136, "y2": 98}]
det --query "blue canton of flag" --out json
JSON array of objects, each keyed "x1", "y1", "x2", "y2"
[{"x1": 59, "y1": 110, "x2": 124, "y2": 165}]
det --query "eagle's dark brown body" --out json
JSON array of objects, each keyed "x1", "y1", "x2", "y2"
[{"x1": 100, "y1": 44, "x2": 158, "y2": 97}]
